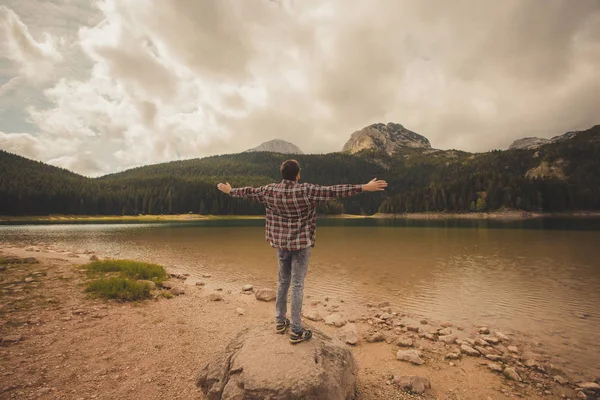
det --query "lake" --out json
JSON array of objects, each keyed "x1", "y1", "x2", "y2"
[{"x1": 1, "y1": 218, "x2": 599, "y2": 377}]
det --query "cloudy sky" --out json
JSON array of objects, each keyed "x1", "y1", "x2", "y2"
[{"x1": 1, "y1": 0, "x2": 599, "y2": 176}]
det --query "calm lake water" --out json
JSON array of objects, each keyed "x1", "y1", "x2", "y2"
[{"x1": 2, "y1": 218, "x2": 599, "y2": 377}]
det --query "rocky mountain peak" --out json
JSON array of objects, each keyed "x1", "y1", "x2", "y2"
[
  {"x1": 245, "y1": 139, "x2": 303, "y2": 154},
  {"x1": 342, "y1": 123, "x2": 431, "y2": 155},
  {"x1": 509, "y1": 137, "x2": 550, "y2": 150}
]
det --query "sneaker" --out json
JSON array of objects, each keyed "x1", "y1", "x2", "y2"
[
  {"x1": 290, "y1": 328, "x2": 312, "y2": 344},
  {"x1": 276, "y1": 318, "x2": 290, "y2": 334}
]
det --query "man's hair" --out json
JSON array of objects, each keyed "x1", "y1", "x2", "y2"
[{"x1": 280, "y1": 159, "x2": 301, "y2": 181}]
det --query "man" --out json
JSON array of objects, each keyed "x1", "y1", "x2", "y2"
[{"x1": 217, "y1": 159, "x2": 387, "y2": 344}]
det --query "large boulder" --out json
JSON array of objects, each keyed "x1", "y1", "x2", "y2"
[{"x1": 197, "y1": 324, "x2": 358, "y2": 400}]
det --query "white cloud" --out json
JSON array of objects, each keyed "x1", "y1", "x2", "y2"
[
  {"x1": 0, "y1": 5, "x2": 62, "y2": 82},
  {"x1": 0, "y1": 0, "x2": 599, "y2": 176}
]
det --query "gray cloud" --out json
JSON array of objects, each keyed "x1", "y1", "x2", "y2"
[{"x1": 0, "y1": 0, "x2": 599, "y2": 176}]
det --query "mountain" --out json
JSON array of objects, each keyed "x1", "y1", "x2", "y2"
[
  {"x1": 245, "y1": 139, "x2": 303, "y2": 154},
  {"x1": 1, "y1": 125, "x2": 599, "y2": 217},
  {"x1": 509, "y1": 137, "x2": 550, "y2": 150},
  {"x1": 509, "y1": 130, "x2": 582, "y2": 150},
  {"x1": 342, "y1": 123, "x2": 431, "y2": 155}
]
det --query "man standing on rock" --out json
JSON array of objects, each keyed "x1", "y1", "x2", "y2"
[{"x1": 217, "y1": 159, "x2": 387, "y2": 344}]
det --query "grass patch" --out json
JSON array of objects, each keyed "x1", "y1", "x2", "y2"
[
  {"x1": 84, "y1": 260, "x2": 167, "y2": 283},
  {"x1": 85, "y1": 277, "x2": 151, "y2": 301},
  {"x1": 83, "y1": 260, "x2": 167, "y2": 302}
]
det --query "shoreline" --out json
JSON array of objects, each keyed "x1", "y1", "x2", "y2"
[
  {"x1": 1, "y1": 242, "x2": 598, "y2": 399},
  {"x1": 1, "y1": 210, "x2": 600, "y2": 224}
]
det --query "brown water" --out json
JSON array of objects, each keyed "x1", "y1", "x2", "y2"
[{"x1": 2, "y1": 219, "x2": 599, "y2": 377}]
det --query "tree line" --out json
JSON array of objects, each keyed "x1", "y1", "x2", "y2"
[{"x1": 1, "y1": 125, "x2": 598, "y2": 216}]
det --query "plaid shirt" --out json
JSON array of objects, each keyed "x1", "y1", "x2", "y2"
[{"x1": 230, "y1": 180, "x2": 363, "y2": 250}]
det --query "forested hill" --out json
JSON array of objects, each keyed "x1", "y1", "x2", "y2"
[{"x1": 1, "y1": 125, "x2": 599, "y2": 216}]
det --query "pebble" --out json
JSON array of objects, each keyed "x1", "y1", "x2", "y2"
[
  {"x1": 396, "y1": 349, "x2": 425, "y2": 365},
  {"x1": 445, "y1": 352, "x2": 461, "y2": 360},
  {"x1": 440, "y1": 322, "x2": 453, "y2": 328},
  {"x1": 438, "y1": 327, "x2": 452, "y2": 336},
  {"x1": 578, "y1": 382, "x2": 600, "y2": 390},
  {"x1": 474, "y1": 346, "x2": 490, "y2": 356},
  {"x1": 478, "y1": 327, "x2": 490, "y2": 334},
  {"x1": 486, "y1": 354, "x2": 504, "y2": 362},
  {"x1": 208, "y1": 293, "x2": 224, "y2": 302},
  {"x1": 507, "y1": 345, "x2": 519, "y2": 354},
  {"x1": 254, "y1": 288, "x2": 277, "y2": 302},
  {"x1": 170, "y1": 287, "x2": 185, "y2": 296},
  {"x1": 324, "y1": 313, "x2": 347, "y2": 328},
  {"x1": 303, "y1": 310, "x2": 322, "y2": 322},
  {"x1": 393, "y1": 375, "x2": 431, "y2": 394},
  {"x1": 24, "y1": 277, "x2": 34, "y2": 283},
  {"x1": 407, "y1": 325, "x2": 420, "y2": 333},
  {"x1": 396, "y1": 338, "x2": 414, "y2": 348},
  {"x1": 201, "y1": 274, "x2": 212, "y2": 278},
  {"x1": 242, "y1": 284, "x2": 254, "y2": 292},
  {"x1": 481, "y1": 335, "x2": 500, "y2": 345},
  {"x1": 553, "y1": 375, "x2": 568, "y2": 385},
  {"x1": 438, "y1": 335, "x2": 458, "y2": 344},
  {"x1": 420, "y1": 319, "x2": 428, "y2": 325},
  {"x1": 195, "y1": 281, "x2": 206, "y2": 286},
  {"x1": 503, "y1": 367, "x2": 522, "y2": 382},
  {"x1": 161, "y1": 281, "x2": 176, "y2": 290},
  {"x1": 494, "y1": 331, "x2": 509, "y2": 341},
  {"x1": 488, "y1": 363, "x2": 503, "y2": 373},
  {"x1": 460, "y1": 344, "x2": 480, "y2": 357},
  {"x1": 576, "y1": 391, "x2": 587, "y2": 399},
  {"x1": 235, "y1": 308, "x2": 245, "y2": 316},
  {"x1": 366, "y1": 332, "x2": 386, "y2": 343},
  {"x1": 337, "y1": 324, "x2": 359, "y2": 345}
]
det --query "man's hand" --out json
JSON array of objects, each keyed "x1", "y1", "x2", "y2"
[
  {"x1": 217, "y1": 182, "x2": 232, "y2": 195},
  {"x1": 362, "y1": 178, "x2": 388, "y2": 192}
]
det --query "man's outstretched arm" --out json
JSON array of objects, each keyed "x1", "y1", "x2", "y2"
[
  {"x1": 305, "y1": 178, "x2": 387, "y2": 201},
  {"x1": 217, "y1": 182, "x2": 266, "y2": 202}
]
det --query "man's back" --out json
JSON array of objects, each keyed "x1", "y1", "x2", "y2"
[{"x1": 230, "y1": 179, "x2": 363, "y2": 250}]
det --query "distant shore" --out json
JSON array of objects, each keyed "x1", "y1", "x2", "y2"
[{"x1": 1, "y1": 211, "x2": 600, "y2": 224}]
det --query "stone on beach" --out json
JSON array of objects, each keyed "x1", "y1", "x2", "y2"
[
  {"x1": 461, "y1": 344, "x2": 480, "y2": 357},
  {"x1": 324, "y1": 313, "x2": 347, "y2": 328},
  {"x1": 397, "y1": 349, "x2": 425, "y2": 365},
  {"x1": 503, "y1": 367, "x2": 522, "y2": 382},
  {"x1": 208, "y1": 293, "x2": 224, "y2": 302},
  {"x1": 337, "y1": 324, "x2": 359, "y2": 345},
  {"x1": 393, "y1": 375, "x2": 431, "y2": 394},
  {"x1": 255, "y1": 288, "x2": 277, "y2": 302},
  {"x1": 196, "y1": 324, "x2": 357, "y2": 400}
]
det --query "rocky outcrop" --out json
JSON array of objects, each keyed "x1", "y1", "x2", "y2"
[
  {"x1": 342, "y1": 123, "x2": 431, "y2": 155},
  {"x1": 525, "y1": 159, "x2": 567, "y2": 181},
  {"x1": 509, "y1": 137, "x2": 550, "y2": 150},
  {"x1": 245, "y1": 139, "x2": 303, "y2": 154},
  {"x1": 196, "y1": 323, "x2": 358, "y2": 400}
]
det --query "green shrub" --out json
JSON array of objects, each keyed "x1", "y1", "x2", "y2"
[
  {"x1": 85, "y1": 277, "x2": 151, "y2": 301},
  {"x1": 84, "y1": 260, "x2": 167, "y2": 283}
]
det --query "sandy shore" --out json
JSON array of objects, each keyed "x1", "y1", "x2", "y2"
[{"x1": 1, "y1": 242, "x2": 597, "y2": 400}]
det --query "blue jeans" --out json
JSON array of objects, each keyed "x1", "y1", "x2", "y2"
[{"x1": 275, "y1": 246, "x2": 311, "y2": 333}]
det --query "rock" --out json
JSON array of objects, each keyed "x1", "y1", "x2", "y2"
[
  {"x1": 303, "y1": 310, "x2": 322, "y2": 322},
  {"x1": 171, "y1": 287, "x2": 185, "y2": 296},
  {"x1": 478, "y1": 327, "x2": 490, "y2": 334},
  {"x1": 438, "y1": 327, "x2": 452, "y2": 336},
  {"x1": 595, "y1": 377, "x2": 600, "y2": 384},
  {"x1": 208, "y1": 293, "x2": 224, "y2": 302},
  {"x1": 419, "y1": 332, "x2": 435, "y2": 341},
  {"x1": 25, "y1": 246, "x2": 35, "y2": 251},
  {"x1": 553, "y1": 375, "x2": 568, "y2": 385},
  {"x1": 195, "y1": 281, "x2": 206, "y2": 286},
  {"x1": 503, "y1": 367, "x2": 522, "y2": 382},
  {"x1": 137, "y1": 280, "x2": 156, "y2": 290},
  {"x1": 343, "y1": 123, "x2": 431, "y2": 156},
  {"x1": 235, "y1": 308, "x2": 245, "y2": 316},
  {"x1": 445, "y1": 352, "x2": 461, "y2": 360},
  {"x1": 396, "y1": 338, "x2": 414, "y2": 348},
  {"x1": 380, "y1": 313, "x2": 393, "y2": 320},
  {"x1": 461, "y1": 344, "x2": 480, "y2": 357},
  {"x1": 201, "y1": 274, "x2": 212, "y2": 278},
  {"x1": 464, "y1": 338, "x2": 476, "y2": 346},
  {"x1": 397, "y1": 350, "x2": 425, "y2": 365},
  {"x1": 486, "y1": 354, "x2": 504, "y2": 362},
  {"x1": 170, "y1": 273, "x2": 187, "y2": 281},
  {"x1": 161, "y1": 281, "x2": 176, "y2": 289},
  {"x1": 481, "y1": 335, "x2": 500, "y2": 345},
  {"x1": 2, "y1": 335, "x2": 23, "y2": 343},
  {"x1": 440, "y1": 322, "x2": 453, "y2": 328},
  {"x1": 407, "y1": 325, "x2": 420, "y2": 333},
  {"x1": 393, "y1": 375, "x2": 431, "y2": 394},
  {"x1": 324, "y1": 314, "x2": 347, "y2": 328},
  {"x1": 474, "y1": 346, "x2": 490, "y2": 356},
  {"x1": 196, "y1": 324, "x2": 357, "y2": 400},
  {"x1": 475, "y1": 338, "x2": 488, "y2": 346},
  {"x1": 577, "y1": 382, "x2": 600, "y2": 390},
  {"x1": 494, "y1": 331, "x2": 509, "y2": 341},
  {"x1": 420, "y1": 319, "x2": 428, "y2": 325},
  {"x1": 242, "y1": 284, "x2": 254, "y2": 292},
  {"x1": 24, "y1": 277, "x2": 34, "y2": 283},
  {"x1": 576, "y1": 391, "x2": 587, "y2": 399},
  {"x1": 377, "y1": 301, "x2": 391, "y2": 308},
  {"x1": 507, "y1": 345, "x2": 519, "y2": 354},
  {"x1": 366, "y1": 332, "x2": 385, "y2": 343},
  {"x1": 488, "y1": 363, "x2": 503, "y2": 373},
  {"x1": 524, "y1": 359, "x2": 544, "y2": 372},
  {"x1": 255, "y1": 288, "x2": 277, "y2": 302},
  {"x1": 337, "y1": 324, "x2": 359, "y2": 345},
  {"x1": 438, "y1": 335, "x2": 458, "y2": 344}
]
